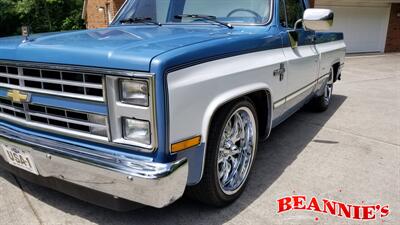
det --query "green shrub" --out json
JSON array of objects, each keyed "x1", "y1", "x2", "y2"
[{"x1": 0, "y1": 0, "x2": 85, "y2": 37}]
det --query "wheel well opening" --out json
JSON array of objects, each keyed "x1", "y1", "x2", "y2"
[
  {"x1": 207, "y1": 90, "x2": 271, "y2": 144},
  {"x1": 332, "y1": 62, "x2": 340, "y2": 82},
  {"x1": 247, "y1": 90, "x2": 270, "y2": 141}
]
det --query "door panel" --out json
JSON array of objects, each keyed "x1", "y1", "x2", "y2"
[
  {"x1": 282, "y1": 30, "x2": 319, "y2": 109},
  {"x1": 278, "y1": 0, "x2": 319, "y2": 111}
]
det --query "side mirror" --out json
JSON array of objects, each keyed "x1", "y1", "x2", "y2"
[{"x1": 303, "y1": 9, "x2": 334, "y2": 31}]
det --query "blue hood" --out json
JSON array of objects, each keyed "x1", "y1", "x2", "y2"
[{"x1": 0, "y1": 26, "x2": 238, "y2": 72}]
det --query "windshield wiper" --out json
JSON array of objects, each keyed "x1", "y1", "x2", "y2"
[
  {"x1": 120, "y1": 17, "x2": 162, "y2": 26},
  {"x1": 175, "y1": 14, "x2": 233, "y2": 29}
]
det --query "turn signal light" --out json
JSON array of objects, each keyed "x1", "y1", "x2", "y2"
[{"x1": 171, "y1": 136, "x2": 201, "y2": 153}]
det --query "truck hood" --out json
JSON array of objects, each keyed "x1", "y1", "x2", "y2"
[{"x1": 0, "y1": 26, "x2": 237, "y2": 71}]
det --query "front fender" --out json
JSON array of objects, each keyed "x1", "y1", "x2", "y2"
[
  {"x1": 167, "y1": 53, "x2": 282, "y2": 184},
  {"x1": 172, "y1": 83, "x2": 273, "y2": 185},
  {"x1": 201, "y1": 83, "x2": 272, "y2": 144}
]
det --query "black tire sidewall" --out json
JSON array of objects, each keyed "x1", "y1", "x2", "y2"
[
  {"x1": 322, "y1": 82, "x2": 333, "y2": 107},
  {"x1": 207, "y1": 99, "x2": 259, "y2": 204}
]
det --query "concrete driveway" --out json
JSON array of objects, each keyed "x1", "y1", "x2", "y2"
[{"x1": 1, "y1": 54, "x2": 399, "y2": 225}]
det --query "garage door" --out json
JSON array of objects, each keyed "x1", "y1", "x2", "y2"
[{"x1": 317, "y1": 6, "x2": 390, "y2": 53}]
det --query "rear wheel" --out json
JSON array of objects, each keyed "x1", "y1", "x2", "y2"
[
  {"x1": 188, "y1": 99, "x2": 258, "y2": 206},
  {"x1": 310, "y1": 67, "x2": 334, "y2": 112}
]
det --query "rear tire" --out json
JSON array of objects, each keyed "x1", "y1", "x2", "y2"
[
  {"x1": 310, "y1": 67, "x2": 334, "y2": 112},
  {"x1": 187, "y1": 98, "x2": 258, "y2": 207}
]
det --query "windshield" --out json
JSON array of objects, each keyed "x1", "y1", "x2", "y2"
[{"x1": 113, "y1": 0, "x2": 273, "y2": 26}]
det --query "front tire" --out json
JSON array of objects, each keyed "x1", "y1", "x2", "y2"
[{"x1": 188, "y1": 98, "x2": 258, "y2": 206}]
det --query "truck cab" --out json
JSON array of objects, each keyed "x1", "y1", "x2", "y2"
[{"x1": 0, "y1": 0, "x2": 345, "y2": 209}]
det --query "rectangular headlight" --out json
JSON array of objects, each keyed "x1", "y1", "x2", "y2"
[
  {"x1": 123, "y1": 118, "x2": 151, "y2": 145},
  {"x1": 120, "y1": 79, "x2": 149, "y2": 106}
]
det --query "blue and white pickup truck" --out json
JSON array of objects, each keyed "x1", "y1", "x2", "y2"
[{"x1": 0, "y1": 0, "x2": 345, "y2": 209}]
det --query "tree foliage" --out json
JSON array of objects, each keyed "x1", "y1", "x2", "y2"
[{"x1": 0, "y1": 0, "x2": 85, "y2": 37}]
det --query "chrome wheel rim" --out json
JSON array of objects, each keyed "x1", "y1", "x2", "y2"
[
  {"x1": 324, "y1": 69, "x2": 334, "y2": 103},
  {"x1": 217, "y1": 107, "x2": 256, "y2": 195}
]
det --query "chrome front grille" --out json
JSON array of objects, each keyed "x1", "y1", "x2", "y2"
[
  {"x1": 0, "y1": 61, "x2": 157, "y2": 151},
  {"x1": 0, "y1": 65, "x2": 104, "y2": 102},
  {"x1": 0, "y1": 96, "x2": 108, "y2": 139},
  {"x1": 0, "y1": 62, "x2": 109, "y2": 142}
]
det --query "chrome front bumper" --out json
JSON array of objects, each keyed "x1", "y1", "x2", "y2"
[{"x1": 0, "y1": 125, "x2": 188, "y2": 208}]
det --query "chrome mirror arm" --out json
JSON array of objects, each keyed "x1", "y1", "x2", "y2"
[{"x1": 293, "y1": 18, "x2": 304, "y2": 31}]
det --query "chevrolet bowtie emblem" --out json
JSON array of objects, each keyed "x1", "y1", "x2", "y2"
[{"x1": 7, "y1": 90, "x2": 30, "y2": 103}]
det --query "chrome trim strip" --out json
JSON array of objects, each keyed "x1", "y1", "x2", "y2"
[
  {"x1": 0, "y1": 72, "x2": 103, "y2": 89},
  {"x1": 286, "y1": 81, "x2": 315, "y2": 102},
  {"x1": 322, "y1": 72, "x2": 330, "y2": 79},
  {"x1": 0, "y1": 103, "x2": 25, "y2": 114},
  {"x1": 0, "y1": 124, "x2": 188, "y2": 208},
  {"x1": 273, "y1": 72, "x2": 330, "y2": 108},
  {"x1": 0, "y1": 83, "x2": 104, "y2": 102},
  {"x1": 273, "y1": 98, "x2": 286, "y2": 109},
  {"x1": 0, "y1": 112, "x2": 109, "y2": 142},
  {"x1": 27, "y1": 112, "x2": 107, "y2": 128},
  {"x1": 0, "y1": 60, "x2": 153, "y2": 78}
]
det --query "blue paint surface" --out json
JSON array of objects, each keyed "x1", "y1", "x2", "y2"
[
  {"x1": 0, "y1": 0, "x2": 344, "y2": 170},
  {"x1": 31, "y1": 94, "x2": 108, "y2": 115},
  {"x1": 0, "y1": 88, "x2": 8, "y2": 97},
  {"x1": 0, "y1": 26, "x2": 254, "y2": 72},
  {"x1": 315, "y1": 32, "x2": 344, "y2": 44}
]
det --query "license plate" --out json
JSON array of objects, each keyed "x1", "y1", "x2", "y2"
[{"x1": 2, "y1": 144, "x2": 39, "y2": 175}]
